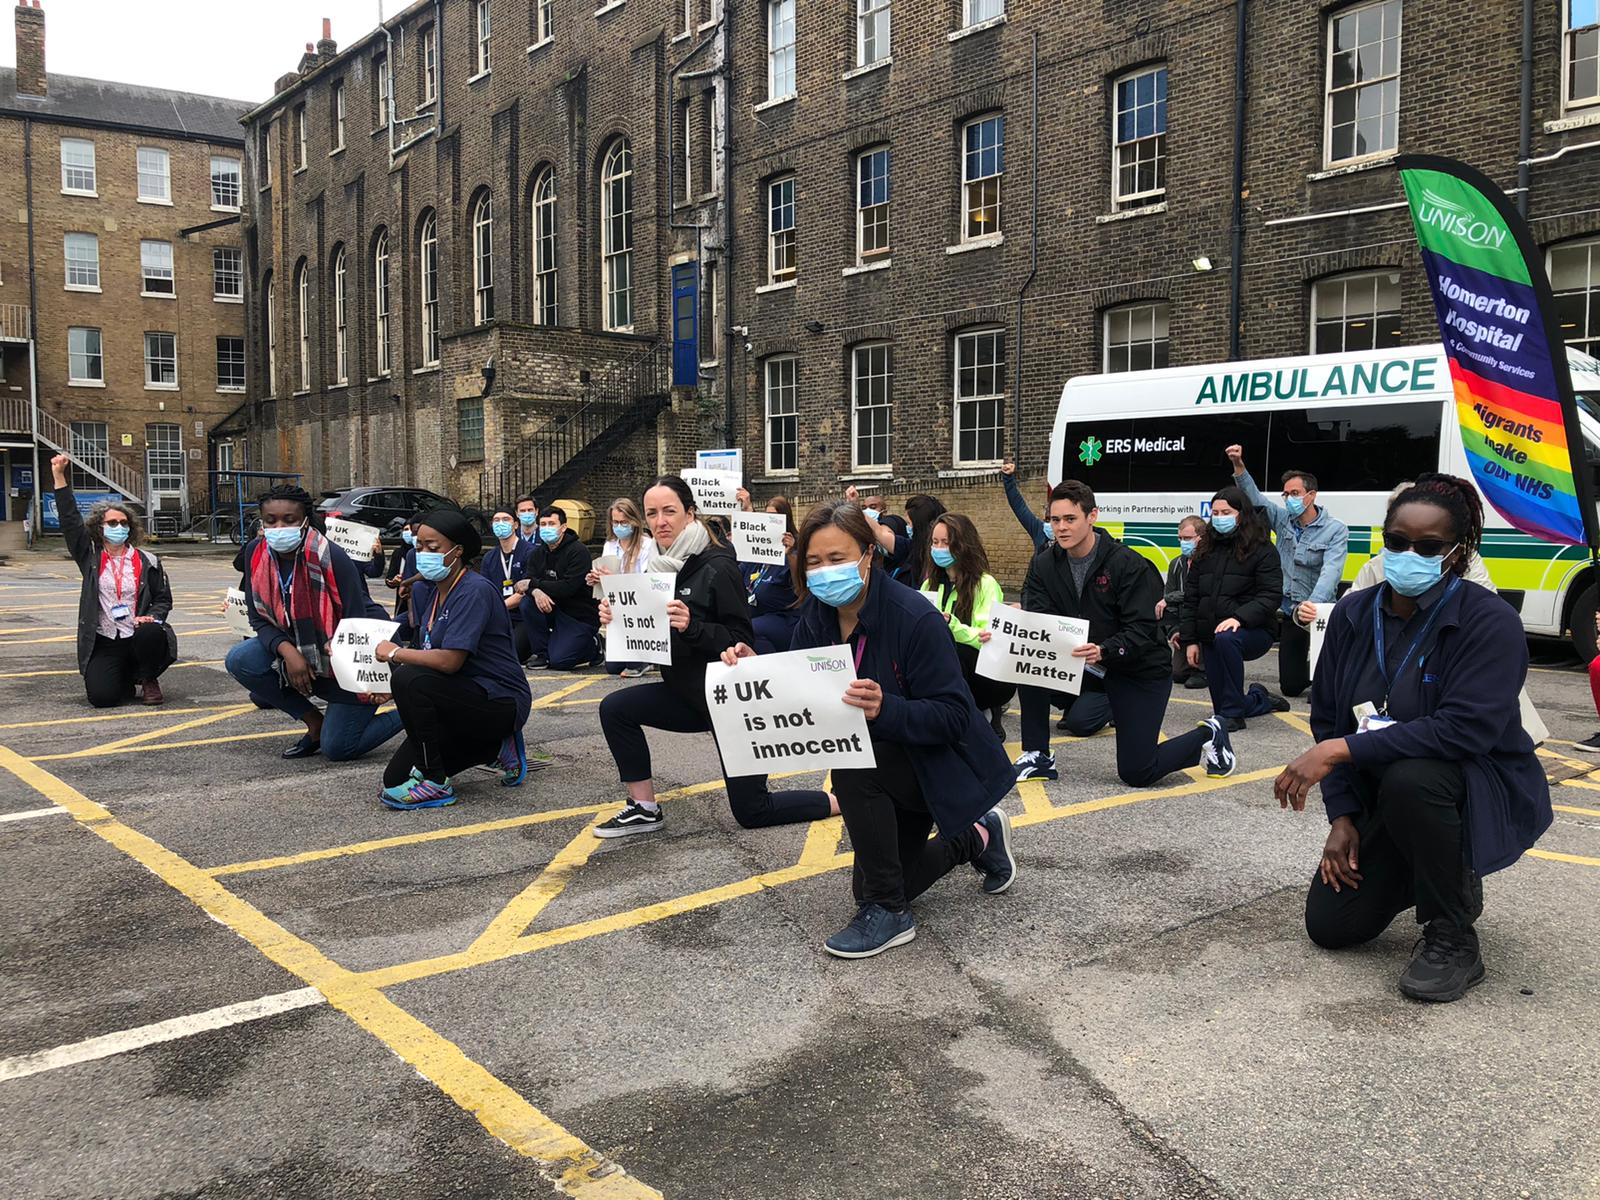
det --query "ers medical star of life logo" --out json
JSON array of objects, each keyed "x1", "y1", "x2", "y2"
[{"x1": 1078, "y1": 436, "x2": 1103, "y2": 466}]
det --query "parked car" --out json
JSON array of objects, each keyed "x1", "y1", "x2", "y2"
[{"x1": 316, "y1": 487, "x2": 489, "y2": 546}]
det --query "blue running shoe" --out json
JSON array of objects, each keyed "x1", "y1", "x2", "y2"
[
  {"x1": 1013, "y1": 750, "x2": 1058, "y2": 782},
  {"x1": 381, "y1": 771, "x2": 457, "y2": 810},
  {"x1": 499, "y1": 731, "x2": 527, "y2": 788},
  {"x1": 824, "y1": 904, "x2": 916, "y2": 959},
  {"x1": 971, "y1": 807, "x2": 1017, "y2": 895},
  {"x1": 1201, "y1": 716, "x2": 1237, "y2": 778}
]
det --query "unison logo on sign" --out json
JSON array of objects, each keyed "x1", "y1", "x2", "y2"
[{"x1": 1415, "y1": 187, "x2": 1508, "y2": 252}]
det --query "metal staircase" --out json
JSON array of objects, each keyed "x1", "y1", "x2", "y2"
[
  {"x1": 0, "y1": 394, "x2": 144, "y2": 501},
  {"x1": 479, "y1": 342, "x2": 671, "y2": 509}
]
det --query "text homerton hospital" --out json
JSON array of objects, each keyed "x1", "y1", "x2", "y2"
[{"x1": 1194, "y1": 356, "x2": 1440, "y2": 405}]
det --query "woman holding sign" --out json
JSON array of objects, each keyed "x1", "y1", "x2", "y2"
[
  {"x1": 593, "y1": 476, "x2": 836, "y2": 837},
  {"x1": 373, "y1": 509, "x2": 534, "y2": 808},
  {"x1": 1009, "y1": 481, "x2": 1235, "y2": 787},
  {"x1": 589, "y1": 497, "x2": 657, "y2": 678},
  {"x1": 225, "y1": 484, "x2": 405, "y2": 761},
  {"x1": 1274, "y1": 474, "x2": 1550, "y2": 1002},
  {"x1": 747, "y1": 497, "x2": 800, "y2": 655},
  {"x1": 725, "y1": 501, "x2": 1017, "y2": 959},
  {"x1": 920, "y1": 513, "x2": 1012, "y2": 739},
  {"x1": 481, "y1": 508, "x2": 539, "y2": 663},
  {"x1": 49, "y1": 454, "x2": 178, "y2": 708}
]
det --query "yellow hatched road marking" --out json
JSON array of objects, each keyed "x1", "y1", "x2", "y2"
[
  {"x1": 1527, "y1": 848, "x2": 1600, "y2": 868},
  {"x1": 0, "y1": 659, "x2": 222, "y2": 681},
  {"x1": 49, "y1": 704, "x2": 259, "y2": 760},
  {"x1": 1558, "y1": 778, "x2": 1600, "y2": 793},
  {"x1": 0, "y1": 705, "x2": 236, "y2": 731},
  {"x1": 1554, "y1": 803, "x2": 1600, "y2": 818},
  {"x1": 29, "y1": 730, "x2": 299, "y2": 761},
  {"x1": 530, "y1": 677, "x2": 602, "y2": 709},
  {"x1": 0, "y1": 745, "x2": 661, "y2": 1199}
]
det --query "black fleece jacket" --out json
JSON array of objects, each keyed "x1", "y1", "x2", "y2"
[
  {"x1": 663, "y1": 541, "x2": 755, "y2": 711},
  {"x1": 526, "y1": 529, "x2": 599, "y2": 623},
  {"x1": 1179, "y1": 538, "x2": 1282, "y2": 646},
  {"x1": 1021, "y1": 529, "x2": 1168, "y2": 681}
]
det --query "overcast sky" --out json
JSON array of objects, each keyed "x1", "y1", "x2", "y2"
[{"x1": 2, "y1": 0, "x2": 399, "y2": 104}]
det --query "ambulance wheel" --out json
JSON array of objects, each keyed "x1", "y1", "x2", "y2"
[{"x1": 1571, "y1": 583, "x2": 1598, "y2": 663}]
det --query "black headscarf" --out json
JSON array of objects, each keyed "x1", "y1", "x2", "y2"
[{"x1": 417, "y1": 508, "x2": 482, "y2": 563}]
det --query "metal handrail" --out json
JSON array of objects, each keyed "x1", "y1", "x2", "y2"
[{"x1": 0, "y1": 303, "x2": 29, "y2": 341}]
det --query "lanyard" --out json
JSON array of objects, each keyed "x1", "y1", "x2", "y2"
[
  {"x1": 422, "y1": 571, "x2": 462, "y2": 650},
  {"x1": 500, "y1": 549, "x2": 515, "y2": 582},
  {"x1": 1371, "y1": 575, "x2": 1461, "y2": 712},
  {"x1": 276, "y1": 559, "x2": 296, "y2": 619},
  {"x1": 852, "y1": 633, "x2": 867, "y2": 674},
  {"x1": 100, "y1": 550, "x2": 134, "y2": 603}
]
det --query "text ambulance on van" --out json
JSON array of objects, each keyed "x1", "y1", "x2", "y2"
[{"x1": 1049, "y1": 343, "x2": 1600, "y2": 657}]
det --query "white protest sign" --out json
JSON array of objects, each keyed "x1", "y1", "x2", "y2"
[
  {"x1": 324, "y1": 517, "x2": 381, "y2": 563},
  {"x1": 1306, "y1": 602, "x2": 1334, "y2": 676},
  {"x1": 976, "y1": 603, "x2": 1091, "y2": 695},
  {"x1": 601, "y1": 573, "x2": 676, "y2": 666},
  {"x1": 683, "y1": 469, "x2": 740, "y2": 517},
  {"x1": 704, "y1": 645, "x2": 877, "y2": 776},
  {"x1": 224, "y1": 587, "x2": 253, "y2": 637},
  {"x1": 696, "y1": 448, "x2": 743, "y2": 478},
  {"x1": 330, "y1": 617, "x2": 401, "y2": 693},
  {"x1": 920, "y1": 586, "x2": 946, "y2": 610},
  {"x1": 729, "y1": 511, "x2": 787, "y2": 565}
]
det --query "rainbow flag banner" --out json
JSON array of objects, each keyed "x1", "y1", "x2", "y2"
[{"x1": 1399, "y1": 155, "x2": 1597, "y2": 548}]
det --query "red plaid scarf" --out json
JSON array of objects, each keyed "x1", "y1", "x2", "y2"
[{"x1": 250, "y1": 528, "x2": 343, "y2": 677}]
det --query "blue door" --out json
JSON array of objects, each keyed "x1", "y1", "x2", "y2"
[{"x1": 671, "y1": 263, "x2": 699, "y2": 387}]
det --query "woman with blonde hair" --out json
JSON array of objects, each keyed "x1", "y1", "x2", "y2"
[
  {"x1": 589, "y1": 496, "x2": 658, "y2": 677},
  {"x1": 48, "y1": 454, "x2": 177, "y2": 707}
]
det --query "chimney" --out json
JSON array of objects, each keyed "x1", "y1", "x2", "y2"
[
  {"x1": 14, "y1": 1, "x2": 45, "y2": 99},
  {"x1": 316, "y1": 17, "x2": 337, "y2": 58},
  {"x1": 298, "y1": 40, "x2": 319, "y2": 75}
]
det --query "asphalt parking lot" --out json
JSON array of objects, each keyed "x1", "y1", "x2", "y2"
[{"x1": 0, "y1": 548, "x2": 1597, "y2": 1200}]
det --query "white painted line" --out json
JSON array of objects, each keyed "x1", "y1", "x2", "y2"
[
  {"x1": 0, "y1": 806, "x2": 68, "y2": 824},
  {"x1": 0, "y1": 987, "x2": 326, "y2": 1083}
]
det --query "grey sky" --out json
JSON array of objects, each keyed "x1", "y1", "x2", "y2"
[{"x1": 2, "y1": 0, "x2": 396, "y2": 105}]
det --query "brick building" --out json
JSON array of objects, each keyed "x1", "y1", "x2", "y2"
[
  {"x1": 0, "y1": 1, "x2": 254, "y2": 539},
  {"x1": 242, "y1": 0, "x2": 1600, "y2": 573}
]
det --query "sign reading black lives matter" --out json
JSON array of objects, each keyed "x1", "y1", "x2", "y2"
[
  {"x1": 224, "y1": 587, "x2": 253, "y2": 637},
  {"x1": 330, "y1": 618, "x2": 402, "y2": 693},
  {"x1": 601, "y1": 573, "x2": 676, "y2": 666},
  {"x1": 683, "y1": 469, "x2": 740, "y2": 516},
  {"x1": 976, "y1": 604, "x2": 1091, "y2": 695},
  {"x1": 704, "y1": 646, "x2": 876, "y2": 776},
  {"x1": 728, "y1": 511, "x2": 788, "y2": 565}
]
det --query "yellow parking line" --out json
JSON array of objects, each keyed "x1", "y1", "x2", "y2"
[
  {"x1": 1554, "y1": 803, "x2": 1600, "y2": 818},
  {"x1": 45, "y1": 704, "x2": 258, "y2": 760},
  {"x1": 1015, "y1": 778, "x2": 1057, "y2": 820},
  {"x1": 468, "y1": 821, "x2": 614, "y2": 956},
  {"x1": 1527, "y1": 848, "x2": 1600, "y2": 868},
  {"x1": 0, "y1": 659, "x2": 222, "y2": 680},
  {"x1": 28, "y1": 729, "x2": 293, "y2": 761},
  {"x1": 1272, "y1": 710, "x2": 1314, "y2": 736},
  {"x1": 0, "y1": 745, "x2": 662, "y2": 1199},
  {"x1": 0, "y1": 705, "x2": 228, "y2": 731},
  {"x1": 531, "y1": 677, "x2": 601, "y2": 709},
  {"x1": 1559, "y1": 778, "x2": 1600, "y2": 793}
]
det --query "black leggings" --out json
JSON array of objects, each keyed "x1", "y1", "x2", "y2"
[
  {"x1": 834, "y1": 739, "x2": 985, "y2": 911},
  {"x1": 382, "y1": 663, "x2": 519, "y2": 786},
  {"x1": 84, "y1": 628, "x2": 173, "y2": 708},
  {"x1": 954, "y1": 642, "x2": 1016, "y2": 712},
  {"x1": 598, "y1": 681, "x2": 832, "y2": 828},
  {"x1": 1020, "y1": 672, "x2": 1212, "y2": 787}
]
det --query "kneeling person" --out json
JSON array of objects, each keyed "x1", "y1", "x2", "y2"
[
  {"x1": 375, "y1": 510, "x2": 534, "y2": 809},
  {"x1": 519, "y1": 506, "x2": 600, "y2": 670}
]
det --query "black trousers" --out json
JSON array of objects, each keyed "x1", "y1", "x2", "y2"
[
  {"x1": 954, "y1": 642, "x2": 1016, "y2": 712},
  {"x1": 1020, "y1": 673, "x2": 1212, "y2": 787},
  {"x1": 1278, "y1": 613, "x2": 1312, "y2": 698},
  {"x1": 511, "y1": 618, "x2": 536, "y2": 665},
  {"x1": 834, "y1": 740, "x2": 985, "y2": 911},
  {"x1": 382, "y1": 663, "x2": 519, "y2": 786},
  {"x1": 1304, "y1": 758, "x2": 1482, "y2": 949},
  {"x1": 84, "y1": 627, "x2": 172, "y2": 708},
  {"x1": 598, "y1": 682, "x2": 832, "y2": 829}
]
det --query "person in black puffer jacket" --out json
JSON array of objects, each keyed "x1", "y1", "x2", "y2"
[
  {"x1": 592, "y1": 475, "x2": 837, "y2": 839},
  {"x1": 1180, "y1": 485, "x2": 1287, "y2": 727}
]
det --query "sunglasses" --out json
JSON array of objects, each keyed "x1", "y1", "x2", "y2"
[
  {"x1": 1382, "y1": 532, "x2": 1457, "y2": 558},
  {"x1": 102, "y1": 519, "x2": 130, "y2": 528}
]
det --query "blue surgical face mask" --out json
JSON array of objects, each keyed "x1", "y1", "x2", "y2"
[
  {"x1": 1041, "y1": 520, "x2": 1051, "y2": 541},
  {"x1": 931, "y1": 546, "x2": 955, "y2": 569},
  {"x1": 539, "y1": 525, "x2": 561, "y2": 545},
  {"x1": 1210, "y1": 514, "x2": 1237, "y2": 536},
  {"x1": 402, "y1": 529, "x2": 416, "y2": 546},
  {"x1": 414, "y1": 550, "x2": 454, "y2": 581},
  {"x1": 265, "y1": 524, "x2": 305, "y2": 553},
  {"x1": 518, "y1": 512, "x2": 537, "y2": 528},
  {"x1": 102, "y1": 524, "x2": 130, "y2": 545},
  {"x1": 613, "y1": 523, "x2": 634, "y2": 540},
  {"x1": 1383, "y1": 546, "x2": 1454, "y2": 597},
  {"x1": 905, "y1": 524, "x2": 913, "y2": 537},
  {"x1": 1285, "y1": 495, "x2": 1306, "y2": 517},
  {"x1": 1179, "y1": 537, "x2": 1197, "y2": 557},
  {"x1": 492, "y1": 520, "x2": 514, "y2": 540},
  {"x1": 862, "y1": 508, "x2": 880, "y2": 522},
  {"x1": 807, "y1": 555, "x2": 868, "y2": 608}
]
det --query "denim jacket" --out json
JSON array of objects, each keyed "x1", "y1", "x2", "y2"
[{"x1": 1236, "y1": 470, "x2": 1349, "y2": 610}]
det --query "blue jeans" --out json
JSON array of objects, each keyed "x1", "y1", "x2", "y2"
[
  {"x1": 225, "y1": 638, "x2": 404, "y2": 761},
  {"x1": 1205, "y1": 627, "x2": 1277, "y2": 719},
  {"x1": 525, "y1": 606, "x2": 600, "y2": 670}
]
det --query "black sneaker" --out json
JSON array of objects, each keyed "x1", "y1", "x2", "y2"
[
  {"x1": 1183, "y1": 672, "x2": 1210, "y2": 690},
  {"x1": 592, "y1": 801, "x2": 664, "y2": 839},
  {"x1": 823, "y1": 904, "x2": 916, "y2": 959},
  {"x1": 1264, "y1": 691, "x2": 1292, "y2": 713},
  {"x1": 527, "y1": 654, "x2": 550, "y2": 670},
  {"x1": 1398, "y1": 923, "x2": 1485, "y2": 1003},
  {"x1": 1225, "y1": 717, "x2": 1248, "y2": 733},
  {"x1": 1573, "y1": 732, "x2": 1600, "y2": 753},
  {"x1": 971, "y1": 807, "x2": 1016, "y2": 894}
]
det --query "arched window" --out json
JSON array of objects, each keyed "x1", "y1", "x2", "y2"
[
  {"x1": 295, "y1": 260, "x2": 310, "y2": 391},
  {"x1": 472, "y1": 192, "x2": 495, "y2": 325},
  {"x1": 531, "y1": 169, "x2": 558, "y2": 326},
  {"x1": 374, "y1": 229, "x2": 392, "y2": 376},
  {"x1": 601, "y1": 140, "x2": 634, "y2": 331},
  {"x1": 419, "y1": 212, "x2": 439, "y2": 365},
  {"x1": 332, "y1": 247, "x2": 348, "y2": 384},
  {"x1": 264, "y1": 273, "x2": 277, "y2": 396}
]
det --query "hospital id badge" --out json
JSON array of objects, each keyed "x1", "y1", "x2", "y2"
[
  {"x1": 1353, "y1": 700, "x2": 1395, "y2": 734},
  {"x1": 502, "y1": 580, "x2": 516, "y2": 598},
  {"x1": 110, "y1": 603, "x2": 132, "y2": 620}
]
